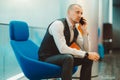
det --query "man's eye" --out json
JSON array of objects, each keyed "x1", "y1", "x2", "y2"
[
  {"x1": 76, "y1": 11, "x2": 80, "y2": 14},
  {"x1": 76, "y1": 11, "x2": 83, "y2": 15},
  {"x1": 81, "y1": 12, "x2": 83, "y2": 15}
]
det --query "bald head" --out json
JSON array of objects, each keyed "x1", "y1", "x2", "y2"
[
  {"x1": 67, "y1": 4, "x2": 83, "y2": 25},
  {"x1": 67, "y1": 4, "x2": 82, "y2": 12}
]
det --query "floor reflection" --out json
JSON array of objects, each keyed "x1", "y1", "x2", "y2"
[{"x1": 98, "y1": 50, "x2": 120, "y2": 80}]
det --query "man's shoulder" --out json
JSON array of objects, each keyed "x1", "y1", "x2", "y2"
[
  {"x1": 57, "y1": 18, "x2": 66, "y2": 21},
  {"x1": 49, "y1": 19, "x2": 64, "y2": 30},
  {"x1": 49, "y1": 18, "x2": 66, "y2": 26},
  {"x1": 52, "y1": 20, "x2": 64, "y2": 26},
  {"x1": 48, "y1": 18, "x2": 67, "y2": 31}
]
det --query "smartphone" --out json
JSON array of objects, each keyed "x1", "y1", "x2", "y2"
[{"x1": 79, "y1": 17, "x2": 85, "y2": 25}]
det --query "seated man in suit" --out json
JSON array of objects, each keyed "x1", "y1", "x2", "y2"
[{"x1": 38, "y1": 4, "x2": 100, "y2": 80}]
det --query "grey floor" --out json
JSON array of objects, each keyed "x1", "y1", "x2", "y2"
[
  {"x1": 19, "y1": 50, "x2": 120, "y2": 80},
  {"x1": 98, "y1": 50, "x2": 120, "y2": 80}
]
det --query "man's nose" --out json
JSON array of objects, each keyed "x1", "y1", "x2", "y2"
[{"x1": 79, "y1": 14, "x2": 82, "y2": 18}]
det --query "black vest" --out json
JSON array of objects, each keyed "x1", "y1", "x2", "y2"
[{"x1": 38, "y1": 18, "x2": 79, "y2": 60}]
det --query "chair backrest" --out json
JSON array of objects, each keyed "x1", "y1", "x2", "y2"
[
  {"x1": 10, "y1": 21, "x2": 29, "y2": 41},
  {"x1": 9, "y1": 21, "x2": 39, "y2": 60}
]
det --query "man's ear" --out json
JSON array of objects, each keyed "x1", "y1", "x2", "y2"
[{"x1": 67, "y1": 10, "x2": 70, "y2": 14}]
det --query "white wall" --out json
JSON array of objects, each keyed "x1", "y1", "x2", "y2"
[
  {"x1": 98, "y1": 0, "x2": 103, "y2": 43},
  {"x1": 102, "y1": 0, "x2": 110, "y2": 23},
  {"x1": 83, "y1": 0, "x2": 99, "y2": 52},
  {"x1": 0, "y1": 0, "x2": 99, "y2": 51},
  {"x1": 62, "y1": 0, "x2": 99, "y2": 51},
  {"x1": 0, "y1": 0, "x2": 61, "y2": 27}
]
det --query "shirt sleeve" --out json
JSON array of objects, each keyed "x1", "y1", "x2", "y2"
[
  {"x1": 49, "y1": 20, "x2": 86, "y2": 58},
  {"x1": 76, "y1": 32, "x2": 89, "y2": 52}
]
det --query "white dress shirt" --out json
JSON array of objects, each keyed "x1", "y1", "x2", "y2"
[{"x1": 48, "y1": 18, "x2": 89, "y2": 58}]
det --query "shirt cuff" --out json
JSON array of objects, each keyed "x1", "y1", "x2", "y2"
[{"x1": 78, "y1": 51, "x2": 86, "y2": 58}]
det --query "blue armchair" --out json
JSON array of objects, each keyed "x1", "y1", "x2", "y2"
[{"x1": 9, "y1": 21, "x2": 78, "y2": 80}]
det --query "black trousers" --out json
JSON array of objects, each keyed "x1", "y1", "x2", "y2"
[{"x1": 44, "y1": 54, "x2": 93, "y2": 80}]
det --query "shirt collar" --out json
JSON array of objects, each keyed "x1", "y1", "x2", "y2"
[{"x1": 66, "y1": 17, "x2": 75, "y2": 29}]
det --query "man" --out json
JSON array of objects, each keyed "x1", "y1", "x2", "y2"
[{"x1": 38, "y1": 4, "x2": 100, "y2": 80}]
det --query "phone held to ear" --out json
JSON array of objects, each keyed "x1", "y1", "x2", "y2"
[
  {"x1": 79, "y1": 17, "x2": 85, "y2": 25},
  {"x1": 78, "y1": 17, "x2": 85, "y2": 35}
]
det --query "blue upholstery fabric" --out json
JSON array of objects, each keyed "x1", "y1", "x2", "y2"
[
  {"x1": 98, "y1": 43, "x2": 104, "y2": 59},
  {"x1": 10, "y1": 21, "x2": 29, "y2": 41},
  {"x1": 9, "y1": 21, "x2": 78, "y2": 79},
  {"x1": 98, "y1": 27, "x2": 104, "y2": 59}
]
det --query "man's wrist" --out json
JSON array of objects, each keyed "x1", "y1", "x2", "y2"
[
  {"x1": 84, "y1": 52, "x2": 89, "y2": 58},
  {"x1": 83, "y1": 31, "x2": 89, "y2": 36}
]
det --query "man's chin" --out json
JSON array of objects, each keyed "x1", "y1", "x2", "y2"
[
  {"x1": 73, "y1": 20, "x2": 79, "y2": 24},
  {"x1": 75, "y1": 21, "x2": 79, "y2": 23},
  {"x1": 76, "y1": 20, "x2": 80, "y2": 23}
]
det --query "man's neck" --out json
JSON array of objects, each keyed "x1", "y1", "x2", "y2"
[{"x1": 66, "y1": 17, "x2": 75, "y2": 28}]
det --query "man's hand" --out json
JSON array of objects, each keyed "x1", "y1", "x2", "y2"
[
  {"x1": 79, "y1": 17, "x2": 88, "y2": 35},
  {"x1": 88, "y1": 52, "x2": 100, "y2": 61}
]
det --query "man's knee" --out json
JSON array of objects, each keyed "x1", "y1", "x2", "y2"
[
  {"x1": 63, "y1": 54, "x2": 74, "y2": 62},
  {"x1": 83, "y1": 58, "x2": 93, "y2": 66}
]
